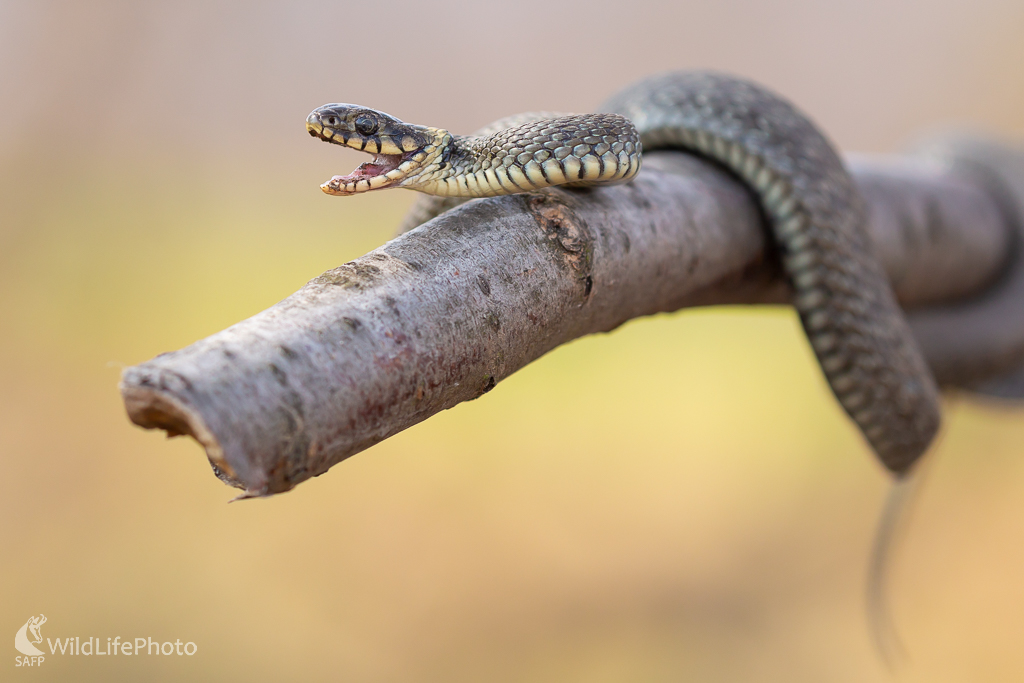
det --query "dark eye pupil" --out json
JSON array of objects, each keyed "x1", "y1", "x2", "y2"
[{"x1": 355, "y1": 116, "x2": 377, "y2": 135}]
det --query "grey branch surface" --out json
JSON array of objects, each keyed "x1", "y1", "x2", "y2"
[{"x1": 121, "y1": 148, "x2": 1022, "y2": 496}]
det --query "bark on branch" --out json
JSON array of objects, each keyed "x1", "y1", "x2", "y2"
[{"x1": 120, "y1": 147, "x2": 1022, "y2": 496}]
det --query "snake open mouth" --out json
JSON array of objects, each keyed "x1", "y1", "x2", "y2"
[{"x1": 322, "y1": 152, "x2": 410, "y2": 194}]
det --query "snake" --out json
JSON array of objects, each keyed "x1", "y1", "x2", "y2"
[{"x1": 305, "y1": 71, "x2": 943, "y2": 476}]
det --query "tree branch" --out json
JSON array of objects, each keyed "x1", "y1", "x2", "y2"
[{"x1": 119, "y1": 147, "x2": 1021, "y2": 496}]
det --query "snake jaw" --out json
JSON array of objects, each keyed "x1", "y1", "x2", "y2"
[
  {"x1": 319, "y1": 151, "x2": 415, "y2": 195},
  {"x1": 306, "y1": 104, "x2": 445, "y2": 195}
]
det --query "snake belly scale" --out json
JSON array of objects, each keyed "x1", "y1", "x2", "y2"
[{"x1": 306, "y1": 71, "x2": 941, "y2": 475}]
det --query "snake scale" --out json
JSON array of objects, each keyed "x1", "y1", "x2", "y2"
[{"x1": 306, "y1": 71, "x2": 942, "y2": 475}]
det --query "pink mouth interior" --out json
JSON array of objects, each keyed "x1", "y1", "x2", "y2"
[{"x1": 331, "y1": 153, "x2": 404, "y2": 185}]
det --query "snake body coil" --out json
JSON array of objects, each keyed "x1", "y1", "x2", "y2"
[{"x1": 307, "y1": 71, "x2": 942, "y2": 475}]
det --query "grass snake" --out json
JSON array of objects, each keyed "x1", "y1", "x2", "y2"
[{"x1": 305, "y1": 71, "x2": 943, "y2": 476}]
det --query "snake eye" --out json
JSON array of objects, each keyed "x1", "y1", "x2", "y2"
[{"x1": 355, "y1": 115, "x2": 378, "y2": 136}]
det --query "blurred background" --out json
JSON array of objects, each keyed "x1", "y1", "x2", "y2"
[{"x1": 2, "y1": 1, "x2": 1024, "y2": 681}]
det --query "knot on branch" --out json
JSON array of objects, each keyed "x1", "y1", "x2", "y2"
[{"x1": 528, "y1": 192, "x2": 594, "y2": 297}]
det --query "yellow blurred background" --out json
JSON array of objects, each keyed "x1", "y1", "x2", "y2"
[{"x1": 2, "y1": 1, "x2": 1024, "y2": 681}]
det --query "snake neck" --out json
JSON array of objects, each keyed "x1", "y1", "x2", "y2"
[
  {"x1": 404, "y1": 114, "x2": 642, "y2": 198},
  {"x1": 402, "y1": 134, "x2": 488, "y2": 197}
]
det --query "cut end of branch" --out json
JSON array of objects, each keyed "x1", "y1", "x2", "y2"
[{"x1": 120, "y1": 377, "x2": 248, "y2": 493}]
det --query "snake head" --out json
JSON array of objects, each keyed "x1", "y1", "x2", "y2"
[{"x1": 306, "y1": 104, "x2": 447, "y2": 195}]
